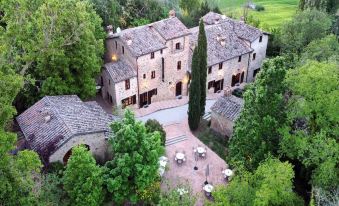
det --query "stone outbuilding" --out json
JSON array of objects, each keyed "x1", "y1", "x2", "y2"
[
  {"x1": 16, "y1": 95, "x2": 117, "y2": 164},
  {"x1": 210, "y1": 93, "x2": 244, "y2": 138}
]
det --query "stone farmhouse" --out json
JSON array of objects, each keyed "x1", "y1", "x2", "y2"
[
  {"x1": 16, "y1": 95, "x2": 116, "y2": 164},
  {"x1": 100, "y1": 11, "x2": 268, "y2": 109}
]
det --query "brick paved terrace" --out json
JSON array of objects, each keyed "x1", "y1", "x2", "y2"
[{"x1": 161, "y1": 120, "x2": 229, "y2": 205}]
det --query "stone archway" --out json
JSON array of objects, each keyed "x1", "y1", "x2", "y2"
[{"x1": 63, "y1": 144, "x2": 90, "y2": 164}]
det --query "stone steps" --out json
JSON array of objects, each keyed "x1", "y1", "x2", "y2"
[
  {"x1": 165, "y1": 135, "x2": 187, "y2": 146},
  {"x1": 202, "y1": 112, "x2": 211, "y2": 121}
]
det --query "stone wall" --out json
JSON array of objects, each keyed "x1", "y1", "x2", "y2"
[
  {"x1": 101, "y1": 69, "x2": 117, "y2": 105},
  {"x1": 210, "y1": 112, "x2": 234, "y2": 138},
  {"x1": 114, "y1": 77, "x2": 138, "y2": 107},
  {"x1": 136, "y1": 35, "x2": 190, "y2": 102},
  {"x1": 247, "y1": 34, "x2": 268, "y2": 82},
  {"x1": 49, "y1": 132, "x2": 109, "y2": 163}
]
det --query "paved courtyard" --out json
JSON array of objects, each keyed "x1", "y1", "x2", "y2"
[{"x1": 161, "y1": 121, "x2": 228, "y2": 205}]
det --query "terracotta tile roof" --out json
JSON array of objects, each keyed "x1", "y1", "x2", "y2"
[
  {"x1": 211, "y1": 95, "x2": 244, "y2": 121},
  {"x1": 16, "y1": 95, "x2": 116, "y2": 161},
  {"x1": 114, "y1": 25, "x2": 166, "y2": 57},
  {"x1": 202, "y1": 12, "x2": 263, "y2": 42},
  {"x1": 189, "y1": 20, "x2": 253, "y2": 67},
  {"x1": 152, "y1": 17, "x2": 191, "y2": 40},
  {"x1": 104, "y1": 60, "x2": 137, "y2": 83},
  {"x1": 108, "y1": 17, "x2": 190, "y2": 57}
]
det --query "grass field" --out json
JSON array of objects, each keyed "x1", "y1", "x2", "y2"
[{"x1": 214, "y1": 0, "x2": 299, "y2": 29}]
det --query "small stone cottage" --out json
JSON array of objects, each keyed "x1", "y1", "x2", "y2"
[
  {"x1": 210, "y1": 93, "x2": 244, "y2": 138},
  {"x1": 16, "y1": 95, "x2": 117, "y2": 164}
]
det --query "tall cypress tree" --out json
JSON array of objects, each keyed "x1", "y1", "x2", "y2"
[
  {"x1": 188, "y1": 47, "x2": 201, "y2": 130},
  {"x1": 197, "y1": 20, "x2": 207, "y2": 116}
]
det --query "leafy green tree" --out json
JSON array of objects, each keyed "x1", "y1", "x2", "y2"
[
  {"x1": 89, "y1": 0, "x2": 121, "y2": 27},
  {"x1": 211, "y1": 158, "x2": 304, "y2": 206},
  {"x1": 280, "y1": 61, "x2": 339, "y2": 190},
  {"x1": 145, "y1": 119, "x2": 166, "y2": 146},
  {"x1": 0, "y1": 0, "x2": 105, "y2": 106},
  {"x1": 0, "y1": 70, "x2": 23, "y2": 129},
  {"x1": 280, "y1": 10, "x2": 332, "y2": 54},
  {"x1": 299, "y1": 0, "x2": 338, "y2": 14},
  {"x1": 228, "y1": 57, "x2": 287, "y2": 171},
  {"x1": 0, "y1": 130, "x2": 42, "y2": 206},
  {"x1": 179, "y1": 0, "x2": 200, "y2": 15},
  {"x1": 188, "y1": 47, "x2": 201, "y2": 130},
  {"x1": 63, "y1": 145, "x2": 104, "y2": 206},
  {"x1": 38, "y1": 173, "x2": 69, "y2": 206},
  {"x1": 300, "y1": 35, "x2": 339, "y2": 64},
  {"x1": 104, "y1": 110, "x2": 164, "y2": 204},
  {"x1": 197, "y1": 20, "x2": 208, "y2": 116}
]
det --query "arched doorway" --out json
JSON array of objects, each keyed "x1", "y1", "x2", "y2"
[
  {"x1": 63, "y1": 144, "x2": 90, "y2": 164},
  {"x1": 176, "y1": 81, "x2": 182, "y2": 96}
]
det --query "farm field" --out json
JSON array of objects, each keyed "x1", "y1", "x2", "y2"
[{"x1": 214, "y1": 0, "x2": 299, "y2": 29}]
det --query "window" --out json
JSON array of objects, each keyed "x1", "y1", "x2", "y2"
[
  {"x1": 121, "y1": 95, "x2": 136, "y2": 108},
  {"x1": 219, "y1": 63, "x2": 223, "y2": 70},
  {"x1": 253, "y1": 68, "x2": 261, "y2": 78},
  {"x1": 151, "y1": 71, "x2": 155, "y2": 79},
  {"x1": 101, "y1": 76, "x2": 103, "y2": 86},
  {"x1": 208, "y1": 66, "x2": 212, "y2": 74},
  {"x1": 162, "y1": 58, "x2": 165, "y2": 82},
  {"x1": 253, "y1": 53, "x2": 256, "y2": 60},
  {"x1": 208, "y1": 81, "x2": 214, "y2": 89},
  {"x1": 125, "y1": 79, "x2": 130, "y2": 90},
  {"x1": 259, "y1": 36, "x2": 263, "y2": 42},
  {"x1": 122, "y1": 46, "x2": 124, "y2": 54},
  {"x1": 151, "y1": 52, "x2": 154, "y2": 59},
  {"x1": 238, "y1": 56, "x2": 242, "y2": 62},
  {"x1": 177, "y1": 61, "x2": 181, "y2": 70},
  {"x1": 115, "y1": 41, "x2": 117, "y2": 49},
  {"x1": 175, "y1": 43, "x2": 181, "y2": 50},
  {"x1": 160, "y1": 49, "x2": 163, "y2": 54},
  {"x1": 143, "y1": 74, "x2": 146, "y2": 79}
]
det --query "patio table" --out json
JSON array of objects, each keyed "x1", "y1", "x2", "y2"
[
  {"x1": 175, "y1": 152, "x2": 185, "y2": 160},
  {"x1": 197, "y1": 147, "x2": 206, "y2": 154},
  {"x1": 203, "y1": 184, "x2": 214, "y2": 193},
  {"x1": 222, "y1": 169, "x2": 233, "y2": 177}
]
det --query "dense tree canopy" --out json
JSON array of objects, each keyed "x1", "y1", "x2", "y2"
[
  {"x1": 280, "y1": 10, "x2": 332, "y2": 54},
  {"x1": 0, "y1": 70, "x2": 23, "y2": 129},
  {"x1": 280, "y1": 61, "x2": 339, "y2": 190},
  {"x1": 91, "y1": 0, "x2": 168, "y2": 28},
  {"x1": 300, "y1": 35, "x2": 339, "y2": 64},
  {"x1": 0, "y1": 130, "x2": 41, "y2": 206},
  {"x1": 104, "y1": 110, "x2": 164, "y2": 204},
  {"x1": 299, "y1": 0, "x2": 338, "y2": 14},
  {"x1": 145, "y1": 119, "x2": 166, "y2": 146},
  {"x1": 0, "y1": 0, "x2": 105, "y2": 108},
  {"x1": 211, "y1": 158, "x2": 303, "y2": 206},
  {"x1": 228, "y1": 57, "x2": 287, "y2": 171},
  {"x1": 63, "y1": 145, "x2": 104, "y2": 206}
]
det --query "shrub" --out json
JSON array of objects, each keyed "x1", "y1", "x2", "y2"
[
  {"x1": 255, "y1": 5, "x2": 265, "y2": 11},
  {"x1": 145, "y1": 119, "x2": 166, "y2": 146}
]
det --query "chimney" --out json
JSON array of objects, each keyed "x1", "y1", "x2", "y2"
[
  {"x1": 220, "y1": 39, "x2": 226, "y2": 46},
  {"x1": 44, "y1": 113, "x2": 51, "y2": 123},
  {"x1": 169, "y1": 10, "x2": 176, "y2": 18},
  {"x1": 126, "y1": 37, "x2": 132, "y2": 46},
  {"x1": 224, "y1": 86, "x2": 232, "y2": 97},
  {"x1": 214, "y1": 17, "x2": 220, "y2": 24},
  {"x1": 106, "y1": 25, "x2": 114, "y2": 36}
]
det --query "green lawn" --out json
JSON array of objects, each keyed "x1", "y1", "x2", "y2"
[{"x1": 215, "y1": 0, "x2": 299, "y2": 29}]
